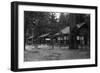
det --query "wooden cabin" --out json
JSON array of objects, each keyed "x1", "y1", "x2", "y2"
[{"x1": 25, "y1": 22, "x2": 89, "y2": 50}]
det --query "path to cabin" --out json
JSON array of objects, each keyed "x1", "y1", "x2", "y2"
[{"x1": 24, "y1": 45, "x2": 90, "y2": 61}]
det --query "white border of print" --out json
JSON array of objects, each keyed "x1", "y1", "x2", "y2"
[{"x1": 18, "y1": 5, "x2": 95, "y2": 68}]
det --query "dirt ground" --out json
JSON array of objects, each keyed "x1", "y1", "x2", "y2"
[{"x1": 24, "y1": 45, "x2": 90, "y2": 62}]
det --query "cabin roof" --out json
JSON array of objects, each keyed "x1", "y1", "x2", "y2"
[{"x1": 39, "y1": 33, "x2": 50, "y2": 38}]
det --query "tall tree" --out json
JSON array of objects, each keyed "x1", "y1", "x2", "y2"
[
  {"x1": 59, "y1": 13, "x2": 70, "y2": 30},
  {"x1": 24, "y1": 11, "x2": 51, "y2": 44}
]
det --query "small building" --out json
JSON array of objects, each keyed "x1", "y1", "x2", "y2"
[
  {"x1": 70, "y1": 22, "x2": 90, "y2": 49},
  {"x1": 25, "y1": 22, "x2": 89, "y2": 50},
  {"x1": 35, "y1": 26, "x2": 70, "y2": 46}
]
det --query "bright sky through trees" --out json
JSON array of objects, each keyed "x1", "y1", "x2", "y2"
[{"x1": 55, "y1": 13, "x2": 60, "y2": 18}]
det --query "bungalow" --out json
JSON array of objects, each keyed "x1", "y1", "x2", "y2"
[{"x1": 25, "y1": 22, "x2": 89, "y2": 49}]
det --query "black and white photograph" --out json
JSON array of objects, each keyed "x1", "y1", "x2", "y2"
[
  {"x1": 24, "y1": 11, "x2": 90, "y2": 62},
  {"x1": 11, "y1": 1, "x2": 97, "y2": 71}
]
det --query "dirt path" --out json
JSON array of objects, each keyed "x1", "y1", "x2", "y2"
[{"x1": 24, "y1": 46, "x2": 90, "y2": 61}]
